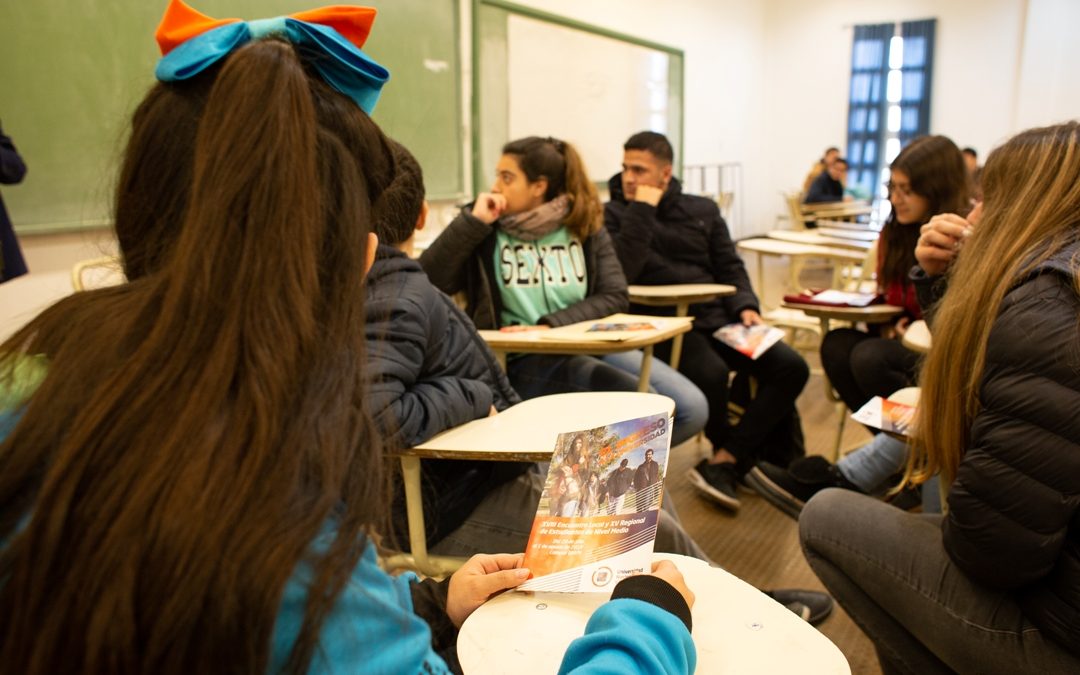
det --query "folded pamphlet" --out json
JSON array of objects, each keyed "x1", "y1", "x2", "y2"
[
  {"x1": 851, "y1": 396, "x2": 916, "y2": 436},
  {"x1": 519, "y1": 412, "x2": 672, "y2": 593},
  {"x1": 712, "y1": 323, "x2": 786, "y2": 360},
  {"x1": 783, "y1": 289, "x2": 880, "y2": 307}
]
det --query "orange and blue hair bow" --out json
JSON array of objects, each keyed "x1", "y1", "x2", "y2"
[{"x1": 154, "y1": 0, "x2": 389, "y2": 114}]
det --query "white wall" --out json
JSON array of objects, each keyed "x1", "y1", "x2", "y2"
[{"x1": 1014, "y1": 0, "x2": 1080, "y2": 131}]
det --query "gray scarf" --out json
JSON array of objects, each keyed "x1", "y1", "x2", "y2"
[{"x1": 496, "y1": 194, "x2": 571, "y2": 241}]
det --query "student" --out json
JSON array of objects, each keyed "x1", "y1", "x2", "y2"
[
  {"x1": 605, "y1": 131, "x2": 810, "y2": 512},
  {"x1": 0, "y1": 4, "x2": 697, "y2": 672},
  {"x1": 802, "y1": 146, "x2": 839, "y2": 194},
  {"x1": 0, "y1": 122, "x2": 28, "y2": 282},
  {"x1": 803, "y1": 156, "x2": 848, "y2": 204},
  {"x1": 819, "y1": 135, "x2": 968, "y2": 415},
  {"x1": 419, "y1": 136, "x2": 708, "y2": 449},
  {"x1": 366, "y1": 140, "x2": 545, "y2": 556},
  {"x1": 800, "y1": 121, "x2": 1080, "y2": 673},
  {"x1": 747, "y1": 205, "x2": 981, "y2": 519}
]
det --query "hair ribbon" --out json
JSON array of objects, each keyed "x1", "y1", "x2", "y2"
[{"x1": 154, "y1": 0, "x2": 389, "y2": 114}]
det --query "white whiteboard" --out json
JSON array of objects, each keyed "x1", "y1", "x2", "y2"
[{"x1": 475, "y1": 2, "x2": 683, "y2": 190}]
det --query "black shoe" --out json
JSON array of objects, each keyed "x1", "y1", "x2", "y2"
[
  {"x1": 765, "y1": 588, "x2": 834, "y2": 626},
  {"x1": 686, "y1": 460, "x2": 741, "y2": 511},
  {"x1": 744, "y1": 456, "x2": 861, "y2": 521}
]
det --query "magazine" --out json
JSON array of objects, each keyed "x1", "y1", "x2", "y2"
[
  {"x1": 712, "y1": 323, "x2": 786, "y2": 360},
  {"x1": 851, "y1": 396, "x2": 916, "y2": 436},
  {"x1": 537, "y1": 313, "x2": 690, "y2": 342},
  {"x1": 783, "y1": 289, "x2": 879, "y2": 307},
  {"x1": 519, "y1": 412, "x2": 673, "y2": 593}
]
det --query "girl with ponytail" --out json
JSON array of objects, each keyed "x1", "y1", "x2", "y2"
[
  {"x1": 421, "y1": 136, "x2": 710, "y2": 455},
  {"x1": 0, "y1": 4, "x2": 697, "y2": 673}
]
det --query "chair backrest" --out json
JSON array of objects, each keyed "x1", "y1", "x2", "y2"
[
  {"x1": 841, "y1": 238, "x2": 879, "y2": 293},
  {"x1": 71, "y1": 255, "x2": 125, "y2": 291},
  {"x1": 783, "y1": 191, "x2": 810, "y2": 230}
]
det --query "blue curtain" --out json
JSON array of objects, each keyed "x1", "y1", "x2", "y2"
[
  {"x1": 846, "y1": 23, "x2": 893, "y2": 197},
  {"x1": 898, "y1": 19, "x2": 936, "y2": 146}
]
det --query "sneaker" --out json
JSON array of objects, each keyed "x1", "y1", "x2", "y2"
[
  {"x1": 765, "y1": 589, "x2": 834, "y2": 626},
  {"x1": 686, "y1": 460, "x2": 741, "y2": 511},
  {"x1": 744, "y1": 456, "x2": 861, "y2": 520}
]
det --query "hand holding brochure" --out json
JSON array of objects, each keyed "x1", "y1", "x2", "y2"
[
  {"x1": 519, "y1": 413, "x2": 672, "y2": 593},
  {"x1": 712, "y1": 323, "x2": 786, "y2": 360},
  {"x1": 851, "y1": 396, "x2": 916, "y2": 436}
]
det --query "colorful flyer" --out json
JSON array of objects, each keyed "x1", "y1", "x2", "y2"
[
  {"x1": 712, "y1": 323, "x2": 786, "y2": 360},
  {"x1": 519, "y1": 413, "x2": 672, "y2": 593},
  {"x1": 851, "y1": 396, "x2": 916, "y2": 436}
]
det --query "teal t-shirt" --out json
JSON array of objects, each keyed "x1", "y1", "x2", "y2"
[{"x1": 494, "y1": 227, "x2": 587, "y2": 326}]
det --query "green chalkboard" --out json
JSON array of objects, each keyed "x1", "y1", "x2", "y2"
[{"x1": 0, "y1": 0, "x2": 462, "y2": 234}]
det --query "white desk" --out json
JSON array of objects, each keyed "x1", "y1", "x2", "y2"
[
  {"x1": 459, "y1": 552, "x2": 850, "y2": 674},
  {"x1": 767, "y1": 230, "x2": 874, "y2": 251},
  {"x1": 480, "y1": 315, "x2": 692, "y2": 393},
  {"x1": 627, "y1": 283, "x2": 736, "y2": 368},
  {"x1": 901, "y1": 319, "x2": 931, "y2": 354},
  {"x1": 0, "y1": 270, "x2": 75, "y2": 342},
  {"x1": 816, "y1": 227, "x2": 880, "y2": 242},
  {"x1": 736, "y1": 238, "x2": 866, "y2": 302},
  {"x1": 396, "y1": 392, "x2": 676, "y2": 576}
]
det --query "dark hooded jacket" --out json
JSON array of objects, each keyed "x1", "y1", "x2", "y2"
[
  {"x1": 604, "y1": 174, "x2": 758, "y2": 333},
  {"x1": 942, "y1": 241, "x2": 1080, "y2": 655},
  {"x1": 365, "y1": 245, "x2": 528, "y2": 546}
]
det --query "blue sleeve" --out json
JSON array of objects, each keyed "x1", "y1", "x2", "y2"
[
  {"x1": 558, "y1": 598, "x2": 696, "y2": 675},
  {"x1": 271, "y1": 542, "x2": 452, "y2": 674}
]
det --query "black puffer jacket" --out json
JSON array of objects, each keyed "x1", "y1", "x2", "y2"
[
  {"x1": 943, "y1": 242, "x2": 1080, "y2": 655},
  {"x1": 419, "y1": 208, "x2": 628, "y2": 329},
  {"x1": 604, "y1": 175, "x2": 758, "y2": 333},
  {"x1": 365, "y1": 245, "x2": 528, "y2": 546}
]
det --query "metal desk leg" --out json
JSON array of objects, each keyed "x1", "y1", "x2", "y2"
[
  {"x1": 668, "y1": 302, "x2": 690, "y2": 370},
  {"x1": 637, "y1": 344, "x2": 654, "y2": 393},
  {"x1": 494, "y1": 350, "x2": 507, "y2": 372}
]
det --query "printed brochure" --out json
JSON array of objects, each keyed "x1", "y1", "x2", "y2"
[
  {"x1": 851, "y1": 396, "x2": 916, "y2": 436},
  {"x1": 519, "y1": 412, "x2": 672, "y2": 592},
  {"x1": 712, "y1": 323, "x2": 786, "y2": 360}
]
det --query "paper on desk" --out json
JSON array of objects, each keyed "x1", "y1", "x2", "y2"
[
  {"x1": 851, "y1": 396, "x2": 916, "y2": 436},
  {"x1": 519, "y1": 412, "x2": 672, "y2": 592},
  {"x1": 806, "y1": 289, "x2": 878, "y2": 306},
  {"x1": 538, "y1": 313, "x2": 687, "y2": 342}
]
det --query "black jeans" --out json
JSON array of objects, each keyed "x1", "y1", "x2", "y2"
[
  {"x1": 820, "y1": 329, "x2": 919, "y2": 413},
  {"x1": 658, "y1": 329, "x2": 809, "y2": 474}
]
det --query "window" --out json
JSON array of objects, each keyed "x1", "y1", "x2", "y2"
[{"x1": 846, "y1": 19, "x2": 936, "y2": 201}]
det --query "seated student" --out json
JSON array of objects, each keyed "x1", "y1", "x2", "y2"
[
  {"x1": 747, "y1": 206, "x2": 981, "y2": 518},
  {"x1": 605, "y1": 131, "x2": 810, "y2": 512},
  {"x1": 0, "y1": 6, "x2": 697, "y2": 673},
  {"x1": 366, "y1": 140, "x2": 543, "y2": 555},
  {"x1": 802, "y1": 146, "x2": 839, "y2": 194},
  {"x1": 800, "y1": 121, "x2": 1080, "y2": 673},
  {"x1": 820, "y1": 135, "x2": 968, "y2": 416},
  {"x1": 419, "y1": 136, "x2": 708, "y2": 449},
  {"x1": 803, "y1": 156, "x2": 848, "y2": 204}
]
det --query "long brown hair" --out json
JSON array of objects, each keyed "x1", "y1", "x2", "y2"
[
  {"x1": 502, "y1": 136, "x2": 603, "y2": 240},
  {"x1": 880, "y1": 135, "x2": 969, "y2": 287},
  {"x1": 908, "y1": 121, "x2": 1080, "y2": 486},
  {"x1": 0, "y1": 40, "x2": 393, "y2": 674}
]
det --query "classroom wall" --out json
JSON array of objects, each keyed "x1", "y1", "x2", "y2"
[{"x1": 15, "y1": 0, "x2": 1079, "y2": 274}]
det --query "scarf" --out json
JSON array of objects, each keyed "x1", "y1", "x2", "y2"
[{"x1": 496, "y1": 194, "x2": 571, "y2": 242}]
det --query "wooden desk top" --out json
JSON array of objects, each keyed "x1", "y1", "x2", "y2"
[
  {"x1": 458, "y1": 552, "x2": 850, "y2": 674},
  {"x1": 902, "y1": 319, "x2": 932, "y2": 354},
  {"x1": 781, "y1": 302, "x2": 904, "y2": 323},
  {"x1": 736, "y1": 238, "x2": 866, "y2": 263},
  {"x1": 801, "y1": 201, "x2": 872, "y2": 215},
  {"x1": 480, "y1": 315, "x2": 692, "y2": 355},
  {"x1": 407, "y1": 392, "x2": 675, "y2": 461},
  {"x1": 628, "y1": 283, "x2": 736, "y2": 306},
  {"x1": 767, "y1": 230, "x2": 873, "y2": 251}
]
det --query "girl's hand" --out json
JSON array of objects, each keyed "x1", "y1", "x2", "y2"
[
  {"x1": 915, "y1": 207, "x2": 979, "y2": 276},
  {"x1": 471, "y1": 193, "x2": 507, "y2": 225},
  {"x1": 446, "y1": 553, "x2": 530, "y2": 628}
]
